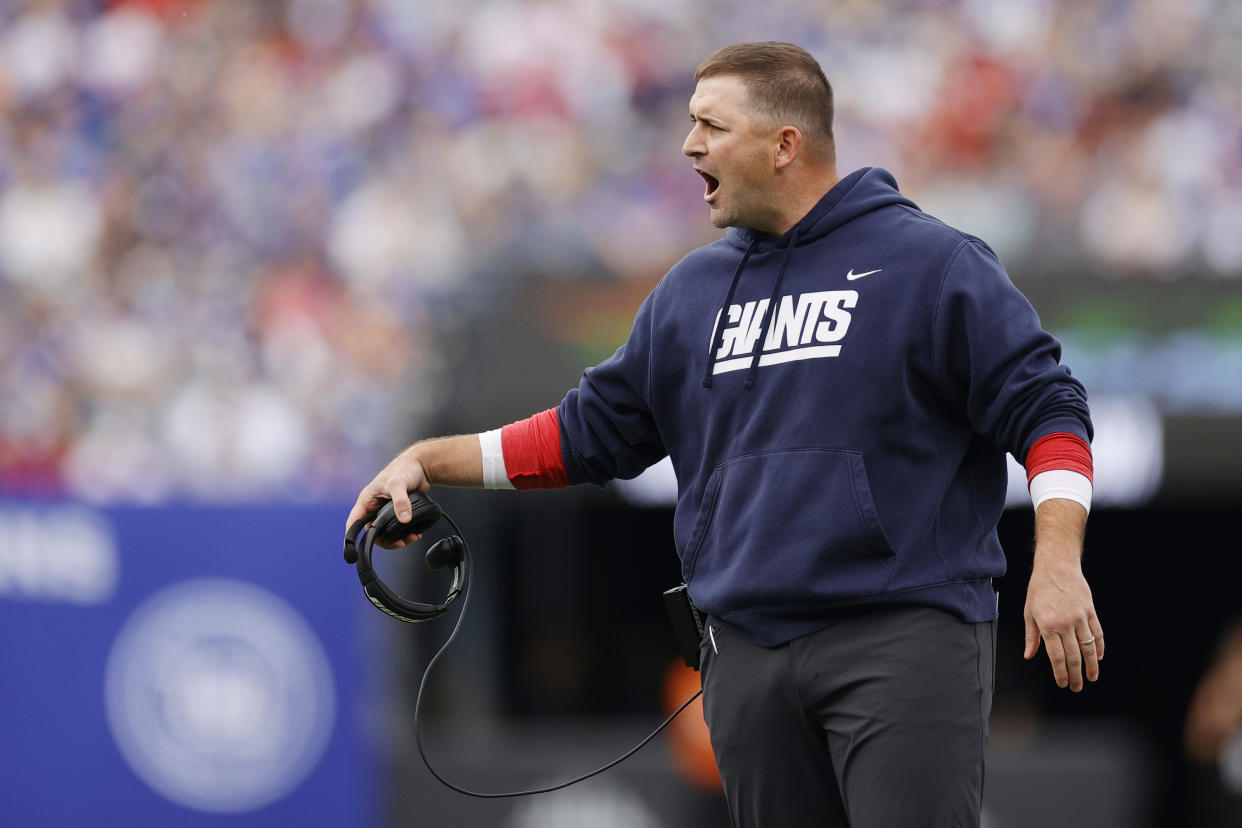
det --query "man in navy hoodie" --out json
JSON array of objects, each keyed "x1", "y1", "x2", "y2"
[{"x1": 348, "y1": 42, "x2": 1104, "y2": 827}]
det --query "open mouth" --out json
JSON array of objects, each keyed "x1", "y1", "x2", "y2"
[{"x1": 698, "y1": 170, "x2": 720, "y2": 202}]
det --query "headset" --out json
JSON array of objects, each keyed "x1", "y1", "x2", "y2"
[
  {"x1": 343, "y1": 494, "x2": 468, "y2": 624},
  {"x1": 343, "y1": 491, "x2": 702, "y2": 799}
]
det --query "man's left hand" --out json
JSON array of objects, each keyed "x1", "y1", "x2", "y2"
[{"x1": 1024, "y1": 559, "x2": 1104, "y2": 692}]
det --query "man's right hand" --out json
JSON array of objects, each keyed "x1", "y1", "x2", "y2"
[
  {"x1": 345, "y1": 434, "x2": 486, "y2": 549},
  {"x1": 345, "y1": 445, "x2": 432, "y2": 549}
]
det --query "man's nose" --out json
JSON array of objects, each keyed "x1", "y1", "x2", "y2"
[{"x1": 683, "y1": 127, "x2": 703, "y2": 157}]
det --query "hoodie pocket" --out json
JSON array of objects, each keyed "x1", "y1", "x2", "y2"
[{"x1": 684, "y1": 449, "x2": 895, "y2": 609}]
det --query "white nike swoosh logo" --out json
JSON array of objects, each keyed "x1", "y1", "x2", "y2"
[{"x1": 846, "y1": 268, "x2": 882, "y2": 280}]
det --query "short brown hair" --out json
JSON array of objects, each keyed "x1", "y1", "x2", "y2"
[{"x1": 695, "y1": 42, "x2": 835, "y2": 158}]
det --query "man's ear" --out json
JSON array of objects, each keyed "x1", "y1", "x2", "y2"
[{"x1": 773, "y1": 126, "x2": 802, "y2": 171}]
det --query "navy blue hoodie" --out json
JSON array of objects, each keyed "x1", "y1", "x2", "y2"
[{"x1": 556, "y1": 167, "x2": 1092, "y2": 647}]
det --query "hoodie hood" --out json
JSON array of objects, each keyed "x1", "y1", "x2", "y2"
[{"x1": 727, "y1": 167, "x2": 918, "y2": 251}]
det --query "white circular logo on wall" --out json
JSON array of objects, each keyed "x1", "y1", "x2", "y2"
[{"x1": 104, "y1": 578, "x2": 336, "y2": 813}]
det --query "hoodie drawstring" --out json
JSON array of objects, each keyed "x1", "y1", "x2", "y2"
[
  {"x1": 744, "y1": 226, "x2": 800, "y2": 389},
  {"x1": 702, "y1": 237, "x2": 758, "y2": 388}
]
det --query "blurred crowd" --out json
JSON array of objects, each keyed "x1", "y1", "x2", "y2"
[{"x1": 1, "y1": 0, "x2": 1239, "y2": 500}]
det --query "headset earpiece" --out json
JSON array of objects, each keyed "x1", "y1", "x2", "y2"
[
  {"x1": 371, "y1": 496, "x2": 444, "y2": 545},
  {"x1": 425, "y1": 536, "x2": 465, "y2": 571},
  {"x1": 343, "y1": 493, "x2": 444, "y2": 564}
]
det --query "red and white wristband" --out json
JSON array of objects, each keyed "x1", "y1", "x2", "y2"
[
  {"x1": 479, "y1": 408, "x2": 570, "y2": 491},
  {"x1": 1025, "y1": 432, "x2": 1093, "y2": 512}
]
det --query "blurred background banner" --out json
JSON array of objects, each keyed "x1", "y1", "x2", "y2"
[
  {"x1": 3, "y1": 0, "x2": 1242, "y2": 825},
  {"x1": 0, "y1": 501, "x2": 377, "y2": 827}
]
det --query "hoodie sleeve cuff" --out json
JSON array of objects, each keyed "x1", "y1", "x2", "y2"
[
  {"x1": 1024, "y1": 432, "x2": 1092, "y2": 481},
  {"x1": 500, "y1": 409, "x2": 571, "y2": 490}
]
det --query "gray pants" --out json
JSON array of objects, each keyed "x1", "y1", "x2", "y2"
[{"x1": 700, "y1": 605, "x2": 995, "y2": 828}]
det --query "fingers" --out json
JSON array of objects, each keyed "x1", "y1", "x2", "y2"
[
  {"x1": 1079, "y1": 634, "x2": 1099, "y2": 685},
  {"x1": 1044, "y1": 633, "x2": 1071, "y2": 690},
  {"x1": 1023, "y1": 612, "x2": 1040, "y2": 661},
  {"x1": 344, "y1": 487, "x2": 424, "y2": 550},
  {"x1": 1089, "y1": 615, "x2": 1105, "y2": 662},
  {"x1": 390, "y1": 486, "x2": 413, "y2": 524},
  {"x1": 1040, "y1": 620, "x2": 1104, "y2": 692},
  {"x1": 1064, "y1": 613, "x2": 1106, "y2": 691},
  {"x1": 344, "y1": 451, "x2": 429, "y2": 532},
  {"x1": 1080, "y1": 615, "x2": 1105, "y2": 682},
  {"x1": 345, "y1": 485, "x2": 384, "y2": 530},
  {"x1": 1063, "y1": 630, "x2": 1085, "y2": 691}
]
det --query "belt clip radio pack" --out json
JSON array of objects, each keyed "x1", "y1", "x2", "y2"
[{"x1": 663, "y1": 583, "x2": 705, "y2": 670}]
